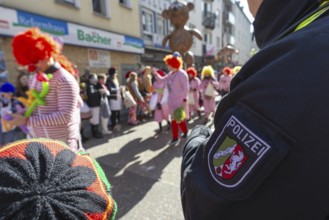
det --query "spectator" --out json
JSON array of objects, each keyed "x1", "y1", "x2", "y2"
[
  {"x1": 86, "y1": 73, "x2": 103, "y2": 139},
  {"x1": 15, "y1": 71, "x2": 29, "y2": 99},
  {"x1": 0, "y1": 82, "x2": 26, "y2": 145},
  {"x1": 126, "y1": 71, "x2": 145, "y2": 125},
  {"x1": 98, "y1": 73, "x2": 112, "y2": 135},
  {"x1": 79, "y1": 81, "x2": 91, "y2": 143},
  {"x1": 106, "y1": 67, "x2": 122, "y2": 131}
]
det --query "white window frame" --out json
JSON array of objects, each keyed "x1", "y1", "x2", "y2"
[
  {"x1": 142, "y1": 9, "x2": 154, "y2": 35},
  {"x1": 119, "y1": 0, "x2": 133, "y2": 9},
  {"x1": 156, "y1": 15, "x2": 166, "y2": 35},
  {"x1": 56, "y1": 0, "x2": 80, "y2": 8}
]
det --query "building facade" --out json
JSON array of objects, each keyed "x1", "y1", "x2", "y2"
[
  {"x1": 232, "y1": 1, "x2": 254, "y2": 65},
  {"x1": 139, "y1": 0, "x2": 172, "y2": 71},
  {"x1": 0, "y1": 0, "x2": 144, "y2": 83},
  {"x1": 0, "y1": 0, "x2": 255, "y2": 83}
]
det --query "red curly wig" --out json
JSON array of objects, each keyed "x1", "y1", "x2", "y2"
[
  {"x1": 222, "y1": 67, "x2": 232, "y2": 76},
  {"x1": 12, "y1": 27, "x2": 74, "y2": 76},
  {"x1": 186, "y1": 67, "x2": 197, "y2": 78},
  {"x1": 163, "y1": 53, "x2": 183, "y2": 69}
]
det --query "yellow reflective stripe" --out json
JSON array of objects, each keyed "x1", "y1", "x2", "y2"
[{"x1": 295, "y1": 1, "x2": 329, "y2": 31}]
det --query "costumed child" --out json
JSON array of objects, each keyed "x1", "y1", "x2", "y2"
[
  {"x1": 218, "y1": 66, "x2": 233, "y2": 96},
  {"x1": 186, "y1": 67, "x2": 201, "y2": 119},
  {"x1": 9, "y1": 27, "x2": 83, "y2": 151},
  {"x1": 200, "y1": 65, "x2": 220, "y2": 124},
  {"x1": 152, "y1": 52, "x2": 189, "y2": 145},
  {"x1": 152, "y1": 69, "x2": 170, "y2": 133},
  {"x1": 0, "y1": 82, "x2": 26, "y2": 145}
]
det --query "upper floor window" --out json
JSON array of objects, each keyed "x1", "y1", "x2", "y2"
[
  {"x1": 142, "y1": 10, "x2": 154, "y2": 33},
  {"x1": 56, "y1": 0, "x2": 80, "y2": 8},
  {"x1": 156, "y1": 16, "x2": 166, "y2": 35},
  {"x1": 119, "y1": 0, "x2": 133, "y2": 9},
  {"x1": 93, "y1": 0, "x2": 109, "y2": 17}
]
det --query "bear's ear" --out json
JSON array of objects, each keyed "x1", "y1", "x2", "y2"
[
  {"x1": 187, "y1": 2, "x2": 194, "y2": 11},
  {"x1": 162, "y1": 9, "x2": 170, "y2": 19}
]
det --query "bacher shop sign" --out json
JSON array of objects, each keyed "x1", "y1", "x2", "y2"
[
  {"x1": 0, "y1": 6, "x2": 144, "y2": 54},
  {"x1": 77, "y1": 28, "x2": 112, "y2": 46}
]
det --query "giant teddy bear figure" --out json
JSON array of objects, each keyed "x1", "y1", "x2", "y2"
[{"x1": 162, "y1": 0, "x2": 202, "y2": 68}]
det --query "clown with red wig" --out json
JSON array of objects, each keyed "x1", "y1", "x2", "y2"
[
  {"x1": 186, "y1": 67, "x2": 201, "y2": 119},
  {"x1": 218, "y1": 66, "x2": 233, "y2": 96},
  {"x1": 8, "y1": 28, "x2": 83, "y2": 151},
  {"x1": 152, "y1": 52, "x2": 189, "y2": 145}
]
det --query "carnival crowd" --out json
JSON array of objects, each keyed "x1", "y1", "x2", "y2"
[{"x1": 0, "y1": 56, "x2": 240, "y2": 147}]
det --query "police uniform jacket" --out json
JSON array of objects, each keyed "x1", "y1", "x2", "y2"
[{"x1": 181, "y1": 0, "x2": 329, "y2": 219}]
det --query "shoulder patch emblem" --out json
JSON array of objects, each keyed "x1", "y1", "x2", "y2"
[{"x1": 208, "y1": 115, "x2": 271, "y2": 188}]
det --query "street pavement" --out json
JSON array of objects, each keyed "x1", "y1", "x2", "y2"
[{"x1": 84, "y1": 113, "x2": 215, "y2": 220}]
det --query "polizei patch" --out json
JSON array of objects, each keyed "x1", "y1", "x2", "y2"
[{"x1": 208, "y1": 115, "x2": 271, "y2": 188}]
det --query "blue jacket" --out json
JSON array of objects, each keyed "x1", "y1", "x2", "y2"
[{"x1": 181, "y1": 0, "x2": 329, "y2": 219}]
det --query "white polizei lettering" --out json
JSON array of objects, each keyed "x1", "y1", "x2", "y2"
[
  {"x1": 227, "y1": 118, "x2": 236, "y2": 128},
  {"x1": 257, "y1": 146, "x2": 266, "y2": 156},
  {"x1": 232, "y1": 125, "x2": 241, "y2": 135},
  {"x1": 244, "y1": 135, "x2": 255, "y2": 148},
  {"x1": 241, "y1": 132, "x2": 248, "y2": 142},
  {"x1": 236, "y1": 128, "x2": 245, "y2": 139},
  {"x1": 250, "y1": 141, "x2": 262, "y2": 154}
]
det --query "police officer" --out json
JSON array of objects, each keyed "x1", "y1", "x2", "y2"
[{"x1": 181, "y1": 0, "x2": 329, "y2": 219}]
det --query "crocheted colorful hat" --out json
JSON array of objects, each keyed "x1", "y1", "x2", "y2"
[
  {"x1": 186, "y1": 67, "x2": 197, "y2": 78},
  {"x1": 0, "y1": 82, "x2": 15, "y2": 93},
  {"x1": 0, "y1": 139, "x2": 117, "y2": 220},
  {"x1": 163, "y1": 52, "x2": 183, "y2": 69}
]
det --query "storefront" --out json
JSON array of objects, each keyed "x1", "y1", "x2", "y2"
[
  {"x1": 0, "y1": 6, "x2": 144, "y2": 83},
  {"x1": 141, "y1": 47, "x2": 170, "y2": 71}
]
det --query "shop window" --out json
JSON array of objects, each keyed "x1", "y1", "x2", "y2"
[
  {"x1": 93, "y1": 0, "x2": 110, "y2": 17},
  {"x1": 119, "y1": 0, "x2": 132, "y2": 9}
]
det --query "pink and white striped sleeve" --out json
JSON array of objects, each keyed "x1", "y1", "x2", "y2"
[{"x1": 28, "y1": 76, "x2": 80, "y2": 127}]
